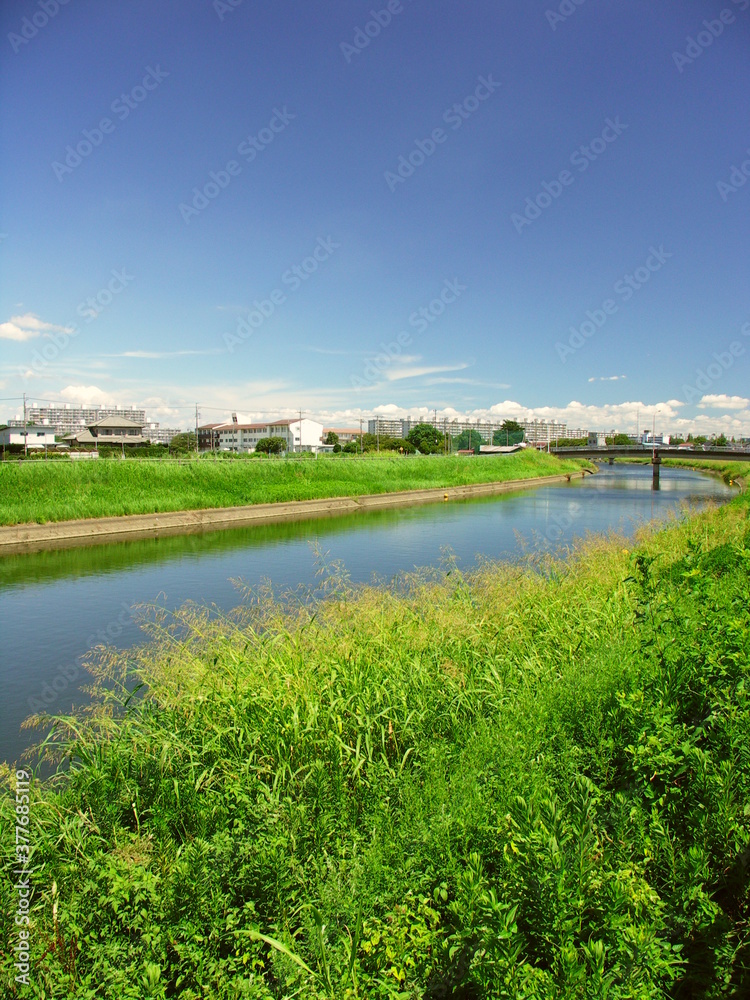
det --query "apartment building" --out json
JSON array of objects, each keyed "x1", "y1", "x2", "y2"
[
  {"x1": 7, "y1": 404, "x2": 146, "y2": 436},
  {"x1": 144, "y1": 424, "x2": 184, "y2": 446},
  {"x1": 367, "y1": 417, "x2": 408, "y2": 438}
]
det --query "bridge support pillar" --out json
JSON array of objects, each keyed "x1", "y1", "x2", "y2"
[
  {"x1": 608, "y1": 457, "x2": 614, "y2": 465},
  {"x1": 652, "y1": 451, "x2": 661, "y2": 490}
]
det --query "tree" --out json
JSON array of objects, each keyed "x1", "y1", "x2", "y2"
[
  {"x1": 406, "y1": 422, "x2": 445, "y2": 454},
  {"x1": 169, "y1": 432, "x2": 196, "y2": 454},
  {"x1": 342, "y1": 441, "x2": 358, "y2": 454},
  {"x1": 381, "y1": 437, "x2": 415, "y2": 454},
  {"x1": 492, "y1": 420, "x2": 524, "y2": 446},
  {"x1": 715, "y1": 434, "x2": 728, "y2": 448},
  {"x1": 255, "y1": 436, "x2": 287, "y2": 454},
  {"x1": 323, "y1": 431, "x2": 339, "y2": 445},
  {"x1": 609, "y1": 434, "x2": 631, "y2": 446},
  {"x1": 455, "y1": 429, "x2": 484, "y2": 451}
]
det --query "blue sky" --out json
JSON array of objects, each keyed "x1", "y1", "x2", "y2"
[{"x1": 1, "y1": 0, "x2": 749, "y2": 436}]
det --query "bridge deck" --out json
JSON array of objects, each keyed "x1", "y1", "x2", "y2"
[{"x1": 550, "y1": 447, "x2": 750, "y2": 461}]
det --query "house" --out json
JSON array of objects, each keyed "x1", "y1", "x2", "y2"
[
  {"x1": 588, "y1": 432, "x2": 607, "y2": 448},
  {"x1": 322, "y1": 427, "x2": 361, "y2": 445},
  {"x1": 0, "y1": 425, "x2": 57, "y2": 449},
  {"x1": 63, "y1": 414, "x2": 146, "y2": 446}
]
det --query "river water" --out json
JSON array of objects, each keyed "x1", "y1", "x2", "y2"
[{"x1": 0, "y1": 464, "x2": 734, "y2": 764}]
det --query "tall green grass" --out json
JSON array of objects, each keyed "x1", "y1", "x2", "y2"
[
  {"x1": 0, "y1": 450, "x2": 587, "y2": 526},
  {"x1": 2, "y1": 495, "x2": 749, "y2": 997},
  {"x1": 660, "y1": 457, "x2": 747, "y2": 486},
  {"x1": 619, "y1": 456, "x2": 748, "y2": 487}
]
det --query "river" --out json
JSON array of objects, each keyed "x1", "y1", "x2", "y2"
[{"x1": 0, "y1": 463, "x2": 734, "y2": 764}]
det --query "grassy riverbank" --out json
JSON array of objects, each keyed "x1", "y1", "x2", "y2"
[
  {"x1": 618, "y1": 456, "x2": 747, "y2": 487},
  {"x1": 3, "y1": 493, "x2": 749, "y2": 998},
  {"x1": 0, "y1": 450, "x2": 588, "y2": 526}
]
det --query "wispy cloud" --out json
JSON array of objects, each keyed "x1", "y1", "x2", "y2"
[
  {"x1": 423, "y1": 377, "x2": 511, "y2": 388},
  {"x1": 384, "y1": 361, "x2": 472, "y2": 382},
  {"x1": 110, "y1": 349, "x2": 222, "y2": 359},
  {"x1": 588, "y1": 375, "x2": 627, "y2": 382},
  {"x1": 301, "y1": 346, "x2": 363, "y2": 357}
]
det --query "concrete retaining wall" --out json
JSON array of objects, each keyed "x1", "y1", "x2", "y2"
[{"x1": 0, "y1": 471, "x2": 589, "y2": 555}]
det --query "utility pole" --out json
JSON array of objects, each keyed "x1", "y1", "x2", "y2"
[
  {"x1": 23, "y1": 392, "x2": 27, "y2": 457},
  {"x1": 297, "y1": 407, "x2": 306, "y2": 454},
  {"x1": 195, "y1": 404, "x2": 199, "y2": 455},
  {"x1": 359, "y1": 416, "x2": 363, "y2": 454}
]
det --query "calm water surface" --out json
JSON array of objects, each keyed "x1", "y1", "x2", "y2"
[{"x1": 0, "y1": 464, "x2": 734, "y2": 763}]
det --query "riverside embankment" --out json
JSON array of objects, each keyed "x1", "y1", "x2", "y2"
[
  {"x1": 0, "y1": 471, "x2": 589, "y2": 554},
  {"x1": 2, "y1": 479, "x2": 748, "y2": 998},
  {"x1": 0, "y1": 450, "x2": 591, "y2": 553},
  {"x1": 617, "y1": 455, "x2": 747, "y2": 488}
]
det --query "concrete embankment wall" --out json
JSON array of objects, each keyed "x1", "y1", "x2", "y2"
[{"x1": 0, "y1": 471, "x2": 590, "y2": 555}]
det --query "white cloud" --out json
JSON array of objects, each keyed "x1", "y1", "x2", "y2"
[
  {"x1": 0, "y1": 313, "x2": 75, "y2": 341},
  {"x1": 58, "y1": 385, "x2": 117, "y2": 407},
  {"x1": 588, "y1": 375, "x2": 627, "y2": 382},
  {"x1": 698, "y1": 394, "x2": 750, "y2": 410},
  {"x1": 0, "y1": 321, "x2": 39, "y2": 342}
]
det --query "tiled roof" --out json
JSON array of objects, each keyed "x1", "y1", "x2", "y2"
[{"x1": 88, "y1": 415, "x2": 144, "y2": 429}]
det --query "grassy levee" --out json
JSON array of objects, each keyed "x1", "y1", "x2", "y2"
[
  {"x1": 0, "y1": 450, "x2": 587, "y2": 526},
  {"x1": 618, "y1": 456, "x2": 747, "y2": 487},
  {"x1": 3, "y1": 495, "x2": 750, "y2": 998}
]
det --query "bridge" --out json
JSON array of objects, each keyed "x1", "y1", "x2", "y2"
[{"x1": 549, "y1": 445, "x2": 750, "y2": 487}]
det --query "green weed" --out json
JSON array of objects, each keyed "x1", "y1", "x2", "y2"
[{"x1": 2, "y1": 494, "x2": 749, "y2": 997}]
